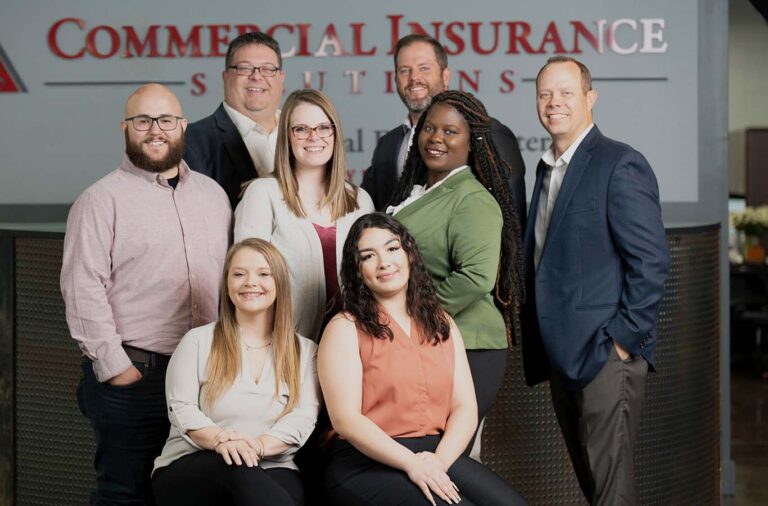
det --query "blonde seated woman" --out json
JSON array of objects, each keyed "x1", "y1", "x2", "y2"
[
  {"x1": 152, "y1": 239, "x2": 320, "y2": 506},
  {"x1": 319, "y1": 213, "x2": 527, "y2": 506},
  {"x1": 234, "y1": 89, "x2": 374, "y2": 343}
]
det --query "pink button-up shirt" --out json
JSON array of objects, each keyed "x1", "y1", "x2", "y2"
[{"x1": 61, "y1": 155, "x2": 231, "y2": 382}]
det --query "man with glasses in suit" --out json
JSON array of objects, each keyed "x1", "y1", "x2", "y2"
[{"x1": 185, "y1": 32, "x2": 286, "y2": 208}]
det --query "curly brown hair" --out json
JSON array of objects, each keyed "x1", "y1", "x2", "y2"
[
  {"x1": 340, "y1": 213, "x2": 450, "y2": 344},
  {"x1": 389, "y1": 90, "x2": 526, "y2": 344}
]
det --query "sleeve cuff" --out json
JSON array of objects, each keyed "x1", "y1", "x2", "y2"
[
  {"x1": 605, "y1": 319, "x2": 645, "y2": 355},
  {"x1": 91, "y1": 346, "x2": 133, "y2": 383}
]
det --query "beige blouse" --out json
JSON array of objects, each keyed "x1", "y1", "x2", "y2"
[{"x1": 153, "y1": 322, "x2": 320, "y2": 474}]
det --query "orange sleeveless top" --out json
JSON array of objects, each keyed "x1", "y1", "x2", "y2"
[{"x1": 357, "y1": 315, "x2": 455, "y2": 438}]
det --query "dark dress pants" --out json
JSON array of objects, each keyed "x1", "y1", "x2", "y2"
[
  {"x1": 550, "y1": 345, "x2": 649, "y2": 506},
  {"x1": 77, "y1": 358, "x2": 170, "y2": 506},
  {"x1": 152, "y1": 451, "x2": 304, "y2": 506},
  {"x1": 325, "y1": 435, "x2": 528, "y2": 505},
  {"x1": 465, "y1": 348, "x2": 507, "y2": 454}
]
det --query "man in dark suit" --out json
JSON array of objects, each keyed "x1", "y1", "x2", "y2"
[
  {"x1": 362, "y1": 34, "x2": 526, "y2": 223},
  {"x1": 522, "y1": 56, "x2": 670, "y2": 505},
  {"x1": 184, "y1": 32, "x2": 285, "y2": 208}
]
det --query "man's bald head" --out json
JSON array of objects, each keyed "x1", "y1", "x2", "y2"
[
  {"x1": 121, "y1": 83, "x2": 187, "y2": 176},
  {"x1": 123, "y1": 83, "x2": 184, "y2": 119}
]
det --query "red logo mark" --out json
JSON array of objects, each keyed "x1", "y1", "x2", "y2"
[{"x1": 0, "y1": 44, "x2": 27, "y2": 93}]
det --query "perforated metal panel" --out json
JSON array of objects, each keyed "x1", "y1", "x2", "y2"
[
  {"x1": 7, "y1": 227, "x2": 721, "y2": 505},
  {"x1": 482, "y1": 226, "x2": 721, "y2": 505},
  {"x1": 15, "y1": 238, "x2": 95, "y2": 505}
]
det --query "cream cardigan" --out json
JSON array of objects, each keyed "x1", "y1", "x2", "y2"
[{"x1": 234, "y1": 177, "x2": 374, "y2": 341}]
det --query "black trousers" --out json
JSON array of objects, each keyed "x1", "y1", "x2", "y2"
[
  {"x1": 77, "y1": 358, "x2": 170, "y2": 506},
  {"x1": 466, "y1": 349, "x2": 507, "y2": 421},
  {"x1": 465, "y1": 348, "x2": 507, "y2": 453},
  {"x1": 152, "y1": 451, "x2": 304, "y2": 506},
  {"x1": 324, "y1": 435, "x2": 528, "y2": 506},
  {"x1": 550, "y1": 345, "x2": 649, "y2": 506}
]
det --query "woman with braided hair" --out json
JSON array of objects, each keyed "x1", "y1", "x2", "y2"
[{"x1": 387, "y1": 90, "x2": 526, "y2": 431}]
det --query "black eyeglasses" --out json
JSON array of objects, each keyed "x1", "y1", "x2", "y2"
[
  {"x1": 290, "y1": 124, "x2": 335, "y2": 140},
  {"x1": 227, "y1": 64, "x2": 281, "y2": 77},
  {"x1": 124, "y1": 115, "x2": 183, "y2": 131}
]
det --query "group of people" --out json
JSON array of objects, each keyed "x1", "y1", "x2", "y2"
[{"x1": 61, "y1": 29, "x2": 670, "y2": 506}]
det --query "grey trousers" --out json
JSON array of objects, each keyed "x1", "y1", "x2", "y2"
[{"x1": 550, "y1": 344, "x2": 649, "y2": 506}]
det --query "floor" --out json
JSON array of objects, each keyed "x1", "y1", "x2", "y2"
[{"x1": 725, "y1": 370, "x2": 768, "y2": 505}]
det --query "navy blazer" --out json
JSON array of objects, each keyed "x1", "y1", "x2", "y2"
[
  {"x1": 362, "y1": 117, "x2": 528, "y2": 226},
  {"x1": 184, "y1": 104, "x2": 257, "y2": 209},
  {"x1": 521, "y1": 126, "x2": 670, "y2": 388}
]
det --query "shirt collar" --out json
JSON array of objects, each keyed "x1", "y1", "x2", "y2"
[
  {"x1": 385, "y1": 166, "x2": 470, "y2": 216},
  {"x1": 222, "y1": 101, "x2": 280, "y2": 137},
  {"x1": 541, "y1": 123, "x2": 594, "y2": 168},
  {"x1": 119, "y1": 154, "x2": 190, "y2": 186},
  {"x1": 401, "y1": 115, "x2": 414, "y2": 134}
]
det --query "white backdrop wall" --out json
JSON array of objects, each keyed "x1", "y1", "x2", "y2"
[{"x1": 0, "y1": 0, "x2": 699, "y2": 207}]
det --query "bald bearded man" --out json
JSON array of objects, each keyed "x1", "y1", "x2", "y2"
[{"x1": 61, "y1": 84, "x2": 231, "y2": 505}]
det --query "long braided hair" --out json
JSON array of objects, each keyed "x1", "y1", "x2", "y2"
[{"x1": 389, "y1": 90, "x2": 526, "y2": 344}]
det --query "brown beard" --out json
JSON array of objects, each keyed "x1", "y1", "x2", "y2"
[{"x1": 124, "y1": 130, "x2": 185, "y2": 173}]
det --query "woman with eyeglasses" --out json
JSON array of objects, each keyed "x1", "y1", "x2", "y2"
[
  {"x1": 152, "y1": 239, "x2": 320, "y2": 506},
  {"x1": 235, "y1": 89, "x2": 374, "y2": 343}
]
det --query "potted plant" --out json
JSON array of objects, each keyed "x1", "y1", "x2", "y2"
[{"x1": 731, "y1": 206, "x2": 768, "y2": 263}]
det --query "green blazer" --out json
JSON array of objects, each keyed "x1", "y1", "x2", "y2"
[{"x1": 394, "y1": 168, "x2": 506, "y2": 350}]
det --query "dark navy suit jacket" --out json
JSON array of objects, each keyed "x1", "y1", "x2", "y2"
[
  {"x1": 521, "y1": 126, "x2": 670, "y2": 388},
  {"x1": 184, "y1": 104, "x2": 257, "y2": 209},
  {"x1": 362, "y1": 117, "x2": 528, "y2": 226}
]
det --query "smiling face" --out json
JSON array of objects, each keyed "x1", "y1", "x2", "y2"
[
  {"x1": 395, "y1": 41, "x2": 450, "y2": 119},
  {"x1": 536, "y1": 61, "x2": 597, "y2": 157},
  {"x1": 227, "y1": 247, "x2": 277, "y2": 318},
  {"x1": 357, "y1": 227, "x2": 410, "y2": 300},
  {"x1": 121, "y1": 84, "x2": 187, "y2": 174},
  {"x1": 418, "y1": 103, "x2": 470, "y2": 184},
  {"x1": 289, "y1": 102, "x2": 335, "y2": 172},
  {"x1": 222, "y1": 43, "x2": 285, "y2": 122}
]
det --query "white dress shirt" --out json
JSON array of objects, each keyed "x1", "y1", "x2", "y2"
[
  {"x1": 396, "y1": 117, "x2": 416, "y2": 177},
  {"x1": 386, "y1": 165, "x2": 470, "y2": 216},
  {"x1": 223, "y1": 101, "x2": 279, "y2": 178},
  {"x1": 534, "y1": 124, "x2": 594, "y2": 269}
]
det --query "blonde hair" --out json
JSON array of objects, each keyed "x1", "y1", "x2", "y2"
[
  {"x1": 274, "y1": 89, "x2": 359, "y2": 221},
  {"x1": 204, "y1": 238, "x2": 302, "y2": 417}
]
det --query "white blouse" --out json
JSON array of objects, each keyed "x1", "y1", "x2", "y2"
[{"x1": 153, "y1": 322, "x2": 320, "y2": 473}]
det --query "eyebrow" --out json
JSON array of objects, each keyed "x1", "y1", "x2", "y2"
[
  {"x1": 357, "y1": 238, "x2": 399, "y2": 254},
  {"x1": 425, "y1": 121, "x2": 462, "y2": 129}
]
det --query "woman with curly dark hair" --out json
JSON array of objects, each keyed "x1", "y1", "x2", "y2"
[
  {"x1": 318, "y1": 213, "x2": 526, "y2": 506},
  {"x1": 386, "y1": 90, "x2": 525, "y2": 430}
]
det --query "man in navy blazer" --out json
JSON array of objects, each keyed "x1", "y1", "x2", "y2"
[
  {"x1": 362, "y1": 34, "x2": 527, "y2": 223},
  {"x1": 184, "y1": 32, "x2": 285, "y2": 208},
  {"x1": 522, "y1": 56, "x2": 670, "y2": 505}
]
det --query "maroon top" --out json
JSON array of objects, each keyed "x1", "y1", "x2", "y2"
[{"x1": 313, "y1": 223, "x2": 343, "y2": 333}]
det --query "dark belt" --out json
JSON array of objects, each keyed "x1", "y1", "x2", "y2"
[{"x1": 123, "y1": 345, "x2": 171, "y2": 368}]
